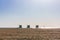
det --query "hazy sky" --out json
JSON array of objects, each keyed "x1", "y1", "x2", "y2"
[{"x1": 0, "y1": 0, "x2": 60, "y2": 28}]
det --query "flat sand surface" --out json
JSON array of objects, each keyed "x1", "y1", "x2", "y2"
[{"x1": 0, "y1": 28, "x2": 60, "y2": 40}]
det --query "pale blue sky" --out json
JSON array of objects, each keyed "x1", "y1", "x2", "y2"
[{"x1": 0, "y1": 0, "x2": 60, "y2": 28}]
